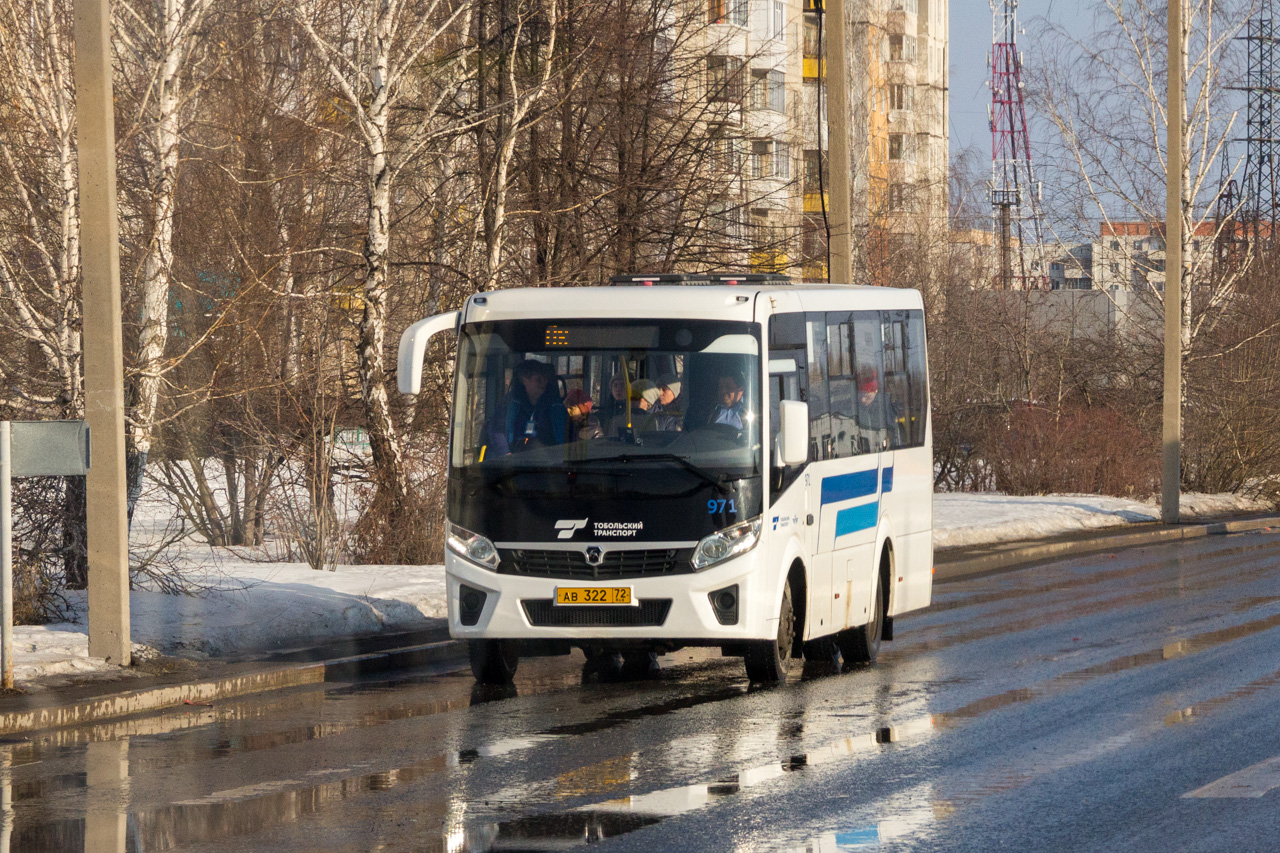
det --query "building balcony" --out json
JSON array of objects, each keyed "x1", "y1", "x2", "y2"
[{"x1": 803, "y1": 192, "x2": 827, "y2": 213}]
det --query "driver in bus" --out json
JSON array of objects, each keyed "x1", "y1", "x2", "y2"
[
  {"x1": 492, "y1": 360, "x2": 568, "y2": 454},
  {"x1": 708, "y1": 371, "x2": 747, "y2": 430}
]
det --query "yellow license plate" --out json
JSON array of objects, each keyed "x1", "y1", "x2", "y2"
[{"x1": 555, "y1": 587, "x2": 633, "y2": 606}]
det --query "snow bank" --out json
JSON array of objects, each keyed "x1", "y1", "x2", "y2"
[
  {"x1": 13, "y1": 562, "x2": 446, "y2": 689},
  {"x1": 933, "y1": 491, "x2": 1272, "y2": 550}
]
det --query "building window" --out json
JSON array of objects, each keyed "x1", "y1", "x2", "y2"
[
  {"x1": 888, "y1": 34, "x2": 916, "y2": 62},
  {"x1": 710, "y1": 0, "x2": 746, "y2": 24},
  {"x1": 751, "y1": 140, "x2": 773, "y2": 178},
  {"x1": 707, "y1": 56, "x2": 744, "y2": 102},
  {"x1": 888, "y1": 133, "x2": 911, "y2": 161},
  {"x1": 710, "y1": 129, "x2": 744, "y2": 173},
  {"x1": 889, "y1": 84, "x2": 913, "y2": 111},
  {"x1": 751, "y1": 70, "x2": 786, "y2": 112},
  {"x1": 775, "y1": 141, "x2": 791, "y2": 180},
  {"x1": 888, "y1": 184, "x2": 908, "y2": 210},
  {"x1": 803, "y1": 149, "x2": 827, "y2": 193},
  {"x1": 1110, "y1": 262, "x2": 1119, "y2": 273},
  {"x1": 772, "y1": 0, "x2": 785, "y2": 39},
  {"x1": 804, "y1": 15, "x2": 820, "y2": 56},
  {"x1": 1110, "y1": 240, "x2": 1120, "y2": 250}
]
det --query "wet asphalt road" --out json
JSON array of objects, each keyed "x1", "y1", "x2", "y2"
[{"x1": 7, "y1": 528, "x2": 1280, "y2": 853}]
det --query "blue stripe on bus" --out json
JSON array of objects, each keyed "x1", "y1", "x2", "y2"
[
  {"x1": 835, "y1": 501, "x2": 879, "y2": 537},
  {"x1": 881, "y1": 465, "x2": 894, "y2": 493},
  {"x1": 821, "y1": 469, "x2": 878, "y2": 505}
]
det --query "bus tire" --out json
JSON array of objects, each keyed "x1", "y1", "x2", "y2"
[
  {"x1": 744, "y1": 578, "x2": 796, "y2": 684},
  {"x1": 469, "y1": 639, "x2": 520, "y2": 684},
  {"x1": 837, "y1": 574, "x2": 883, "y2": 666}
]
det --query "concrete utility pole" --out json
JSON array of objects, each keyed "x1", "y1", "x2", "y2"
[
  {"x1": 75, "y1": 0, "x2": 132, "y2": 664},
  {"x1": 824, "y1": 0, "x2": 855, "y2": 285},
  {"x1": 1163, "y1": 0, "x2": 1183, "y2": 525}
]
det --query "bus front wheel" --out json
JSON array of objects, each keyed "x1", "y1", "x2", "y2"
[
  {"x1": 744, "y1": 579, "x2": 796, "y2": 684},
  {"x1": 469, "y1": 639, "x2": 520, "y2": 684}
]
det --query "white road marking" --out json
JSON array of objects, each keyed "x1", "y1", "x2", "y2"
[{"x1": 1183, "y1": 755, "x2": 1280, "y2": 799}]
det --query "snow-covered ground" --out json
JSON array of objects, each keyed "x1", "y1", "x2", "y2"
[
  {"x1": 10, "y1": 490, "x2": 1273, "y2": 690},
  {"x1": 932, "y1": 491, "x2": 1271, "y2": 549}
]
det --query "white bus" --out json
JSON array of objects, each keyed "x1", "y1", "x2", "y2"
[{"x1": 398, "y1": 274, "x2": 932, "y2": 684}]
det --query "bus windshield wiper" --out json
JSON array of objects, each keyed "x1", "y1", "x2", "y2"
[{"x1": 571, "y1": 453, "x2": 731, "y2": 494}]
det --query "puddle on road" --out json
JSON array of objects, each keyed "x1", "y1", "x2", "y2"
[{"x1": 12, "y1": 594, "x2": 1280, "y2": 852}]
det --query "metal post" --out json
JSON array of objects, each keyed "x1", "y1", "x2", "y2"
[
  {"x1": 75, "y1": 0, "x2": 131, "y2": 664},
  {"x1": 1163, "y1": 0, "x2": 1183, "y2": 524},
  {"x1": 0, "y1": 423, "x2": 10, "y2": 690},
  {"x1": 824, "y1": 0, "x2": 855, "y2": 285}
]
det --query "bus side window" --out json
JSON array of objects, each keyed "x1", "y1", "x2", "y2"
[
  {"x1": 852, "y1": 311, "x2": 887, "y2": 454},
  {"x1": 881, "y1": 311, "x2": 910, "y2": 449},
  {"x1": 906, "y1": 310, "x2": 928, "y2": 446},
  {"x1": 826, "y1": 314, "x2": 855, "y2": 458},
  {"x1": 805, "y1": 313, "x2": 831, "y2": 461}
]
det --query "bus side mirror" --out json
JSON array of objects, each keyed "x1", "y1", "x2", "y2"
[
  {"x1": 397, "y1": 311, "x2": 460, "y2": 394},
  {"x1": 777, "y1": 400, "x2": 808, "y2": 467}
]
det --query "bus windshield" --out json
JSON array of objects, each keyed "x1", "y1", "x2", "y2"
[{"x1": 451, "y1": 318, "x2": 763, "y2": 491}]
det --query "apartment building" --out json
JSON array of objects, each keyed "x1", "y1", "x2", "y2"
[
  {"x1": 1046, "y1": 222, "x2": 1217, "y2": 292},
  {"x1": 699, "y1": 0, "x2": 949, "y2": 279}
]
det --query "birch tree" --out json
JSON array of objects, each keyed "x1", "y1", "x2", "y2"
[
  {"x1": 0, "y1": 0, "x2": 82, "y2": 417},
  {"x1": 114, "y1": 0, "x2": 218, "y2": 516},
  {"x1": 290, "y1": 0, "x2": 475, "y2": 517},
  {"x1": 1031, "y1": 0, "x2": 1249, "y2": 354}
]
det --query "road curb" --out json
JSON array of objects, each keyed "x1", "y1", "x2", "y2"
[
  {"x1": 934, "y1": 516, "x2": 1280, "y2": 583},
  {"x1": 0, "y1": 639, "x2": 468, "y2": 737}
]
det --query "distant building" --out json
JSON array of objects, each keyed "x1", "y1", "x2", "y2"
[{"x1": 1046, "y1": 221, "x2": 1217, "y2": 292}]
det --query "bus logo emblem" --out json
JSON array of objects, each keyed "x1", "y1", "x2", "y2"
[
  {"x1": 585, "y1": 546, "x2": 603, "y2": 565},
  {"x1": 555, "y1": 518, "x2": 588, "y2": 539}
]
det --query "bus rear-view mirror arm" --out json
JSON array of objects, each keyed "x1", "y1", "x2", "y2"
[
  {"x1": 397, "y1": 311, "x2": 460, "y2": 394},
  {"x1": 777, "y1": 400, "x2": 808, "y2": 467}
]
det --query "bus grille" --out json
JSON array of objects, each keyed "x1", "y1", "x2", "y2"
[
  {"x1": 498, "y1": 548, "x2": 694, "y2": 580},
  {"x1": 521, "y1": 599, "x2": 672, "y2": 628}
]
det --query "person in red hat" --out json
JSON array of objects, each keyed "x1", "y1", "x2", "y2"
[{"x1": 855, "y1": 371, "x2": 898, "y2": 450}]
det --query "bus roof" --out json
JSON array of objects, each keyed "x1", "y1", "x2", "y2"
[{"x1": 461, "y1": 284, "x2": 923, "y2": 324}]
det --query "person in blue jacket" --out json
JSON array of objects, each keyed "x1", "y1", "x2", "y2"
[{"x1": 494, "y1": 360, "x2": 568, "y2": 454}]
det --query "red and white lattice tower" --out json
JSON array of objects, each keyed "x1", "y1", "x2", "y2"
[{"x1": 989, "y1": 0, "x2": 1045, "y2": 289}]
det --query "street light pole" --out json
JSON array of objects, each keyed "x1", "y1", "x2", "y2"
[
  {"x1": 74, "y1": 0, "x2": 131, "y2": 664},
  {"x1": 1162, "y1": 0, "x2": 1183, "y2": 525}
]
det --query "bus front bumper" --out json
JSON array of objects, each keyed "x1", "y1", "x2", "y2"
[{"x1": 443, "y1": 550, "x2": 778, "y2": 643}]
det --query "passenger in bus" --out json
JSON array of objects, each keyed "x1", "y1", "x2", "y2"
[
  {"x1": 564, "y1": 388, "x2": 600, "y2": 440},
  {"x1": 708, "y1": 371, "x2": 747, "y2": 430},
  {"x1": 854, "y1": 372, "x2": 900, "y2": 451},
  {"x1": 648, "y1": 373, "x2": 684, "y2": 431},
  {"x1": 598, "y1": 373, "x2": 630, "y2": 425},
  {"x1": 494, "y1": 360, "x2": 568, "y2": 454}
]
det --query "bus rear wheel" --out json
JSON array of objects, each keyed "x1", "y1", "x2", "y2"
[
  {"x1": 469, "y1": 639, "x2": 520, "y2": 684},
  {"x1": 837, "y1": 576, "x2": 883, "y2": 666},
  {"x1": 744, "y1": 579, "x2": 796, "y2": 684}
]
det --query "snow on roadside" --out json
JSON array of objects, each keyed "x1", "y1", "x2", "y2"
[
  {"x1": 13, "y1": 562, "x2": 446, "y2": 689},
  {"x1": 933, "y1": 491, "x2": 1273, "y2": 550}
]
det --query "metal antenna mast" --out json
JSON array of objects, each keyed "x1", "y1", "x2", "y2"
[
  {"x1": 988, "y1": 0, "x2": 1044, "y2": 288},
  {"x1": 1235, "y1": 0, "x2": 1280, "y2": 247}
]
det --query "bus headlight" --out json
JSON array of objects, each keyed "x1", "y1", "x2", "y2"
[
  {"x1": 447, "y1": 522, "x2": 500, "y2": 570},
  {"x1": 692, "y1": 516, "x2": 762, "y2": 570}
]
